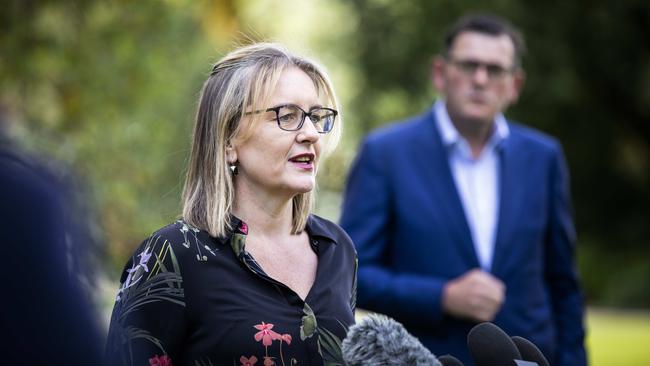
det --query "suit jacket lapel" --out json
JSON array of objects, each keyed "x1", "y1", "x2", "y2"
[
  {"x1": 491, "y1": 130, "x2": 522, "y2": 275},
  {"x1": 416, "y1": 111, "x2": 479, "y2": 268}
]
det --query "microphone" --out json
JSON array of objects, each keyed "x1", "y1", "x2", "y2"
[
  {"x1": 438, "y1": 354, "x2": 465, "y2": 366},
  {"x1": 467, "y1": 322, "x2": 522, "y2": 366},
  {"x1": 511, "y1": 336, "x2": 549, "y2": 366},
  {"x1": 342, "y1": 314, "x2": 442, "y2": 365}
]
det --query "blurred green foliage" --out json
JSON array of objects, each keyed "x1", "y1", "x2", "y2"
[
  {"x1": 1, "y1": 0, "x2": 648, "y2": 306},
  {"x1": 1, "y1": 0, "x2": 239, "y2": 266}
]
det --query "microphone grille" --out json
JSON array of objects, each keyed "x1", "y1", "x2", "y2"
[
  {"x1": 511, "y1": 336, "x2": 549, "y2": 366},
  {"x1": 438, "y1": 354, "x2": 464, "y2": 366},
  {"x1": 467, "y1": 322, "x2": 521, "y2": 366}
]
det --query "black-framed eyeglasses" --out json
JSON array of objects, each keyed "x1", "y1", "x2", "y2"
[
  {"x1": 447, "y1": 58, "x2": 515, "y2": 80},
  {"x1": 247, "y1": 104, "x2": 338, "y2": 134}
]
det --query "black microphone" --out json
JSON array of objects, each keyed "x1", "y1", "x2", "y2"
[
  {"x1": 511, "y1": 336, "x2": 549, "y2": 366},
  {"x1": 342, "y1": 314, "x2": 442, "y2": 365},
  {"x1": 467, "y1": 322, "x2": 522, "y2": 366},
  {"x1": 438, "y1": 354, "x2": 465, "y2": 366}
]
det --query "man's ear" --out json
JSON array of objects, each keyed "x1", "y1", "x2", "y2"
[
  {"x1": 431, "y1": 56, "x2": 447, "y2": 92},
  {"x1": 508, "y1": 68, "x2": 526, "y2": 104}
]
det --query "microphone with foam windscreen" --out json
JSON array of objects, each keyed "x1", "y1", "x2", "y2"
[
  {"x1": 511, "y1": 336, "x2": 549, "y2": 366},
  {"x1": 467, "y1": 322, "x2": 523, "y2": 366},
  {"x1": 341, "y1": 314, "x2": 442, "y2": 365}
]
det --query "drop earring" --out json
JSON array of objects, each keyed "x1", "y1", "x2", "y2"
[
  {"x1": 229, "y1": 163, "x2": 238, "y2": 175},
  {"x1": 226, "y1": 145, "x2": 238, "y2": 175}
]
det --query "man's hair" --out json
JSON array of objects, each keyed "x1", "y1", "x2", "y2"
[
  {"x1": 443, "y1": 13, "x2": 526, "y2": 67},
  {"x1": 181, "y1": 43, "x2": 341, "y2": 238}
]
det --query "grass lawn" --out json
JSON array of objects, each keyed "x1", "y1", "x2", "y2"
[{"x1": 586, "y1": 308, "x2": 650, "y2": 366}]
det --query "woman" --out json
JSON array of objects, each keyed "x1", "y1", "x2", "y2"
[{"x1": 106, "y1": 43, "x2": 357, "y2": 366}]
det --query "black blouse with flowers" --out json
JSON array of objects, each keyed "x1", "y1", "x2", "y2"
[{"x1": 106, "y1": 215, "x2": 357, "y2": 366}]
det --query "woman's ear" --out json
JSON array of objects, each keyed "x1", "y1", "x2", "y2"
[{"x1": 226, "y1": 144, "x2": 237, "y2": 164}]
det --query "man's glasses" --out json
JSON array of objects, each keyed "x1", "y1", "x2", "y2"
[
  {"x1": 447, "y1": 58, "x2": 514, "y2": 80},
  {"x1": 248, "y1": 104, "x2": 338, "y2": 134}
]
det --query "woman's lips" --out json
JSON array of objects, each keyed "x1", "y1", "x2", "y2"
[
  {"x1": 291, "y1": 161, "x2": 314, "y2": 170},
  {"x1": 288, "y1": 153, "x2": 315, "y2": 171}
]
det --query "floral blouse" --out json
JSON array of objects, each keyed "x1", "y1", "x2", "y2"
[{"x1": 106, "y1": 215, "x2": 357, "y2": 366}]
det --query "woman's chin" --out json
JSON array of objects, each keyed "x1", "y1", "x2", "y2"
[{"x1": 288, "y1": 180, "x2": 316, "y2": 195}]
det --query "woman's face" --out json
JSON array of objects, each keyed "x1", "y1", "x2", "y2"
[{"x1": 231, "y1": 67, "x2": 324, "y2": 200}]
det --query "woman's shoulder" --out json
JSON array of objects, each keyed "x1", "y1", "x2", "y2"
[
  {"x1": 148, "y1": 219, "x2": 201, "y2": 241},
  {"x1": 147, "y1": 219, "x2": 224, "y2": 260},
  {"x1": 120, "y1": 220, "x2": 219, "y2": 275}
]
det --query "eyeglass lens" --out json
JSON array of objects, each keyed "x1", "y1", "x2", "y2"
[
  {"x1": 275, "y1": 105, "x2": 335, "y2": 133},
  {"x1": 453, "y1": 60, "x2": 511, "y2": 79}
]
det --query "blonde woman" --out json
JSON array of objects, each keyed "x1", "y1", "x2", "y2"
[{"x1": 106, "y1": 43, "x2": 357, "y2": 366}]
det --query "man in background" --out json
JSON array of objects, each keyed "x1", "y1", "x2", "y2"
[{"x1": 340, "y1": 14, "x2": 586, "y2": 365}]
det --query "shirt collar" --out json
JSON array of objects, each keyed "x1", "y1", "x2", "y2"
[
  {"x1": 213, "y1": 214, "x2": 338, "y2": 245},
  {"x1": 207, "y1": 215, "x2": 244, "y2": 246},
  {"x1": 305, "y1": 215, "x2": 338, "y2": 244},
  {"x1": 433, "y1": 99, "x2": 510, "y2": 149}
]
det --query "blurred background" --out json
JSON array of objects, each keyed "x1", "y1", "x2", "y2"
[{"x1": 2, "y1": 0, "x2": 649, "y2": 364}]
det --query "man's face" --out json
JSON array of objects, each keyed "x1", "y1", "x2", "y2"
[{"x1": 434, "y1": 31, "x2": 523, "y2": 125}]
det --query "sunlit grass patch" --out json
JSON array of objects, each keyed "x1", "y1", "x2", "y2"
[{"x1": 586, "y1": 308, "x2": 650, "y2": 366}]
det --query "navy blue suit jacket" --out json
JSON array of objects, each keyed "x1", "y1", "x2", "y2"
[{"x1": 340, "y1": 108, "x2": 586, "y2": 366}]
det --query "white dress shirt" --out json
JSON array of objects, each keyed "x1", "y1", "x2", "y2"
[{"x1": 433, "y1": 100, "x2": 510, "y2": 270}]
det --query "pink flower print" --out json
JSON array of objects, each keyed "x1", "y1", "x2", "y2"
[
  {"x1": 240, "y1": 355, "x2": 258, "y2": 366},
  {"x1": 280, "y1": 334, "x2": 292, "y2": 345},
  {"x1": 149, "y1": 354, "x2": 173, "y2": 366},
  {"x1": 263, "y1": 356, "x2": 276, "y2": 366},
  {"x1": 254, "y1": 322, "x2": 281, "y2": 346},
  {"x1": 239, "y1": 221, "x2": 249, "y2": 234}
]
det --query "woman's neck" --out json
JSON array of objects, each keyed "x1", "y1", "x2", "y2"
[{"x1": 232, "y1": 185, "x2": 295, "y2": 239}]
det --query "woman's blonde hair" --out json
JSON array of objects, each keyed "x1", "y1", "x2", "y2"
[{"x1": 181, "y1": 43, "x2": 341, "y2": 238}]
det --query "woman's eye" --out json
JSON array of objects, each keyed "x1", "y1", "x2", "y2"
[{"x1": 278, "y1": 113, "x2": 296, "y2": 123}]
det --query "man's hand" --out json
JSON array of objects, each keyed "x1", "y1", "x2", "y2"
[{"x1": 442, "y1": 268, "x2": 506, "y2": 322}]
